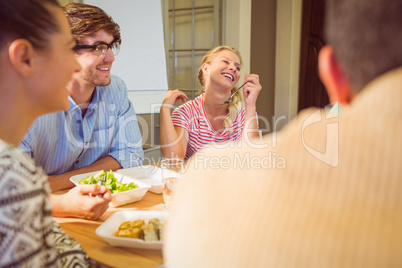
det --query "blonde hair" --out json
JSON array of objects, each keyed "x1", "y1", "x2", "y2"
[{"x1": 198, "y1": 46, "x2": 244, "y2": 129}]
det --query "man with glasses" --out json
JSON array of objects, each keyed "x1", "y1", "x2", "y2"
[{"x1": 19, "y1": 3, "x2": 143, "y2": 219}]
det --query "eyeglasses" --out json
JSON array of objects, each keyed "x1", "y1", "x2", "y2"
[{"x1": 74, "y1": 40, "x2": 120, "y2": 58}]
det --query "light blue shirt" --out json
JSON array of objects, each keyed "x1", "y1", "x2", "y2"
[{"x1": 19, "y1": 74, "x2": 144, "y2": 175}]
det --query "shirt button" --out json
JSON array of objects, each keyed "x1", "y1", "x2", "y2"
[
  {"x1": 75, "y1": 160, "x2": 79, "y2": 164},
  {"x1": 77, "y1": 120, "x2": 82, "y2": 123}
]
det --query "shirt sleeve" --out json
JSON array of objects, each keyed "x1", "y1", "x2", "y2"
[
  {"x1": 107, "y1": 77, "x2": 144, "y2": 168},
  {"x1": 18, "y1": 128, "x2": 34, "y2": 158},
  {"x1": 172, "y1": 105, "x2": 191, "y2": 132}
]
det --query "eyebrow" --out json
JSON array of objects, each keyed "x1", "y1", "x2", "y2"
[
  {"x1": 82, "y1": 40, "x2": 115, "y2": 46},
  {"x1": 93, "y1": 41, "x2": 108, "y2": 45}
]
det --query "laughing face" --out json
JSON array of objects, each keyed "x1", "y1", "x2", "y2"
[
  {"x1": 73, "y1": 30, "x2": 115, "y2": 89},
  {"x1": 32, "y1": 5, "x2": 81, "y2": 113},
  {"x1": 204, "y1": 50, "x2": 241, "y2": 90}
]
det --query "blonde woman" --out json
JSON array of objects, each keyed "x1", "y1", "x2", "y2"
[{"x1": 160, "y1": 46, "x2": 261, "y2": 159}]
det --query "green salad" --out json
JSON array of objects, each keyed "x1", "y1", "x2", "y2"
[{"x1": 78, "y1": 170, "x2": 138, "y2": 194}]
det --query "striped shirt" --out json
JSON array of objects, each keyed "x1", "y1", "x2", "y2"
[
  {"x1": 172, "y1": 93, "x2": 245, "y2": 159},
  {"x1": 19, "y1": 75, "x2": 144, "y2": 175}
]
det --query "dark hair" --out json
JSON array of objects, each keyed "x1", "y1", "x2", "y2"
[
  {"x1": 326, "y1": 0, "x2": 402, "y2": 93},
  {"x1": 63, "y1": 3, "x2": 121, "y2": 45},
  {"x1": 0, "y1": 0, "x2": 61, "y2": 51}
]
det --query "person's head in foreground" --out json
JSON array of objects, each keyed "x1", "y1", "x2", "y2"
[
  {"x1": 0, "y1": 0, "x2": 80, "y2": 145},
  {"x1": 163, "y1": 0, "x2": 402, "y2": 267},
  {"x1": 0, "y1": 0, "x2": 86, "y2": 266},
  {"x1": 63, "y1": 2, "x2": 121, "y2": 88}
]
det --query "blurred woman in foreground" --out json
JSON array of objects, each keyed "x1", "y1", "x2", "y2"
[{"x1": 0, "y1": 0, "x2": 90, "y2": 266}]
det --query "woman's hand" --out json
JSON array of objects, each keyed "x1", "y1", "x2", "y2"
[
  {"x1": 161, "y1": 89, "x2": 188, "y2": 111},
  {"x1": 242, "y1": 74, "x2": 262, "y2": 109},
  {"x1": 241, "y1": 74, "x2": 261, "y2": 140}
]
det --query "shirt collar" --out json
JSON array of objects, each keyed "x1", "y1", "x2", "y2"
[{"x1": 65, "y1": 86, "x2": 100, "y2": 114}]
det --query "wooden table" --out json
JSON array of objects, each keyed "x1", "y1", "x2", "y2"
[{"x1": 54, "y1": 191, "x2": 165, "y2": 268}]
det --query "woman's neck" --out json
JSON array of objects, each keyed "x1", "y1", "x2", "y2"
[
  {"x1": 204, "y1": 90, "x2": 228, "y2": 116},
  {"x1": 0, "y1": 79, "x2": 38, "y2": 146},
  {"x1": 204, "y1": 82, "x2": 231, "y2": 108},
  {"x1": 203, "y1": 89, "x2": 229, "y2": 134}
]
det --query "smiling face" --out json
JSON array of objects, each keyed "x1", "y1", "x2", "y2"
[
  {"x1": 73, "y1": 29, "x2": 115, "y2": 89},
  {"x1": 32, "y1": 5, "x2": 81, "y2": 113},
  {"x1": 203, "y1": 50, "x2": 241, "y2": 90}
]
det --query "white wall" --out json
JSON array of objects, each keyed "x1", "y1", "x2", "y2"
[
  {"x1": 223, "y1": 0, "x2": 302, "y2": 131},
  {"x1": 85, "y1": 0, "x2": 169, "y2": 115},
  {"x1": 222, "y1": 0, "x2": 252, "y2": 77},
  {"x1": 274, "y1": 0, "x2": 302, "y2": 129}
]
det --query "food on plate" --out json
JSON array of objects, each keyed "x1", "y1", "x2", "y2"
[
  {"x1": 143, "y1": 218, "x2": 164, "y2": 242},
  {"x1": 78, "y1": 170, "x2": 138, "y2": 194},
  {"x1": 115, "y1": 218, "x2": 165, "y2": 242},
  {"x1": 114, "y1": 219, "x2": 145, "y2": 238}
]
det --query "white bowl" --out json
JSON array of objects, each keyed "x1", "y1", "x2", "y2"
[
  {"x1": 96, "y1": 210, "x2": 168, "y2": 250},
  {"x1": 70, "y1": 171, "x2": 150, "y2": 207},
  {"x1": 116, "y1": 165, "x2": 164, "y2": 194}
]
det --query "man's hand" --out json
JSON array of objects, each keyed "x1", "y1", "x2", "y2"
[{"x1": 50, "y1": 185, "x2": 112, "y2": 220}]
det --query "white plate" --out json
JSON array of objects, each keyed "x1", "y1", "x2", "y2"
[
  {"x1": 70, "y1": 171, "x2": 150, "y2": 207},
  {"x1": 96, "y1": 210, "x2": 168, "y2": 250},
  {"x1": 116, "y1": 165, "x2": 164, "y2": 194}
]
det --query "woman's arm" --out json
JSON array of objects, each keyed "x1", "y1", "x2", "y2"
[
  {"x1": 160, "y1": 90, "x2": 189, "y2": 158},
  {"x1": 242, "y1": 74, "x2": 262, "y2": 141}
]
